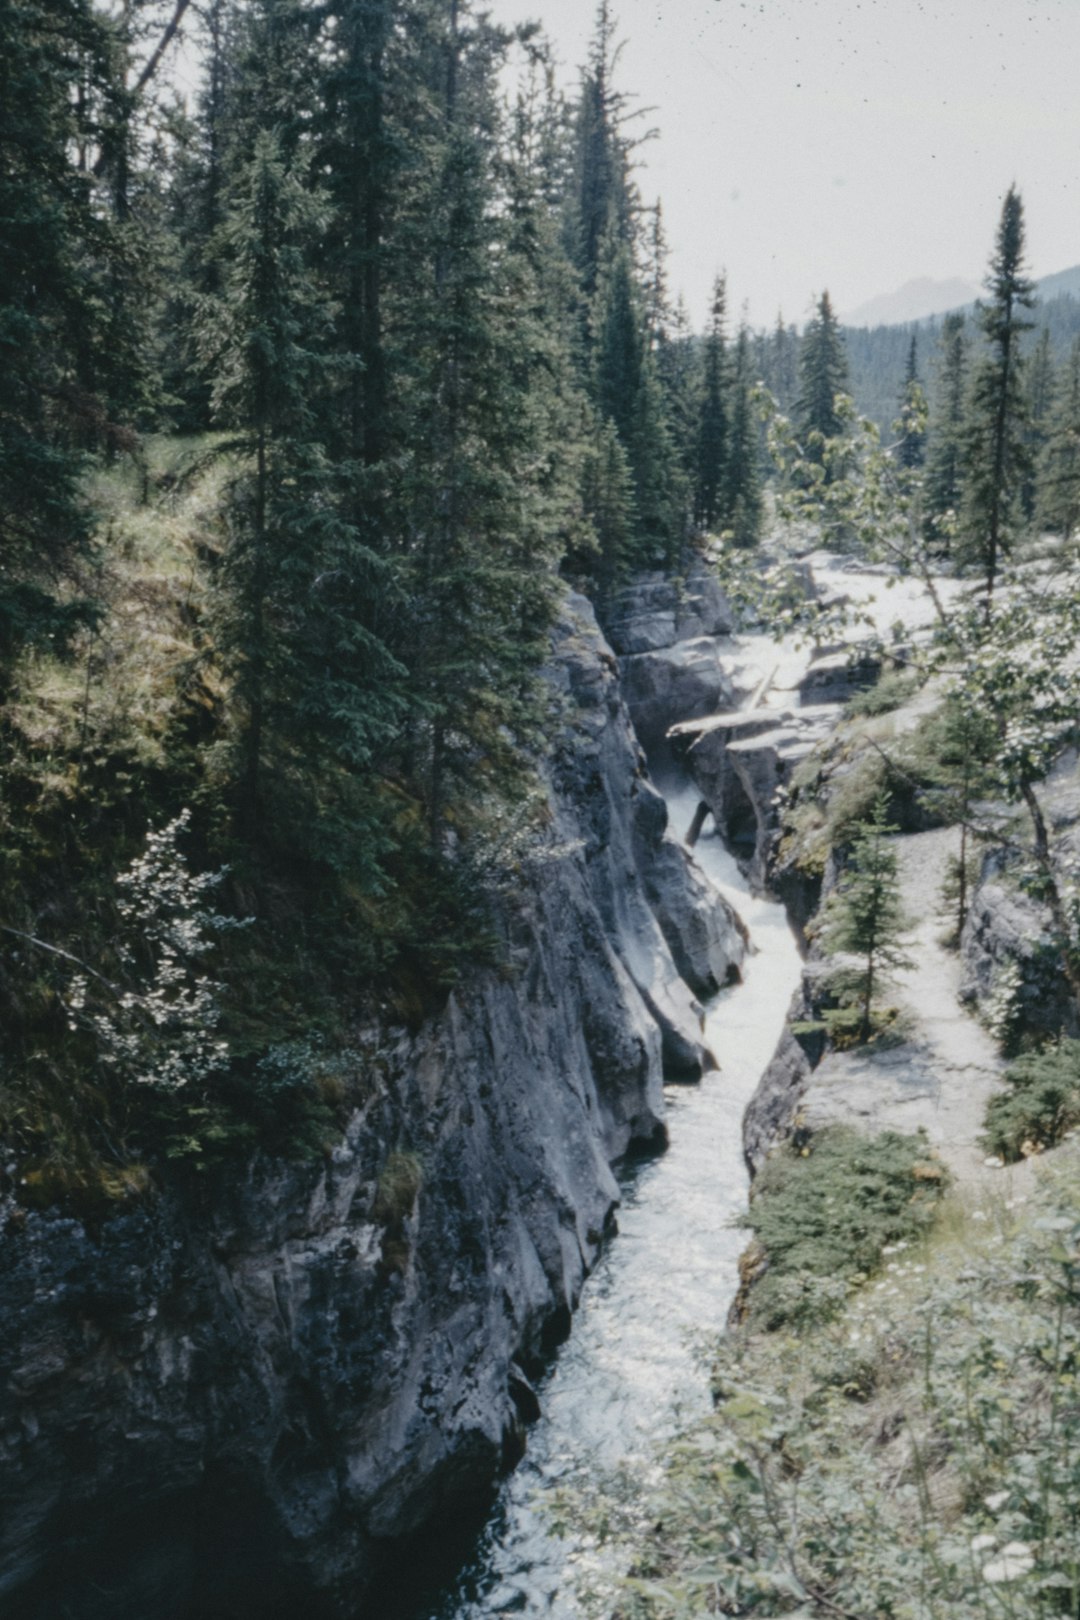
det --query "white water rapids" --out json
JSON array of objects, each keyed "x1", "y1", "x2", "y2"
[
  {"x1": 425, "y1": 781, "x2": 803, "y2": 1619},
  {"x1": 421, "y1": 553, "x2": 953, "y2": 1620}
]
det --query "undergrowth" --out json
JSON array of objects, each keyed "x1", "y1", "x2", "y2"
[
  {"x1": 983, "y1": 1039, "x2": 1080, "y2": 1162},
  {"x1": 742, "y1": 1126, "x2": 948, "y2": 1330},
  {"x1": 573, "y1": 1145, "x2": 1080, "y2": 1620},
  {"x1": 0, "y1": 438, "x2": 526, "y2": 1210}
]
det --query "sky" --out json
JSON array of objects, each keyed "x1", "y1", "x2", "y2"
[{"x1": 483, "y1": 0, "x2": 1080, "y2": 330}]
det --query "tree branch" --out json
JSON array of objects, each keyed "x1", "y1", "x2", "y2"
[
  {"x1": 0, "y1": 927, "x2": 121, "y2": 997},
  {"x1": 133, "y1": 0, "x2": 194, "y2": 96}
]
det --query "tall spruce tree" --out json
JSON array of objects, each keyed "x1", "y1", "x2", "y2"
[
  {"x1": 821, "y1": 793, "x2": 911, "y2": 1043},
  {"x1": 694, "y1": 274, "x2": 730, "y2": 530},
  {"x1": 924, "y1": 311, "x2": 969, "y2": 545},
  {"x1": 398, "y1": 1, "x2": 572, "y2": 844},
  {"x1": 724, "y1": 324, "x2": 763, "y2": 547},
  {"x1": 0, "y1": 0, "x2": 124, "y2": 681},
  {"x1": 568, "y1": 0, "x2": 637, "y2": 299},
  {"x1": 795, "y1": 290, "x2": 850, "y2": 478},
  {"x1": 1022, "y1": 326, "x2": 1056, "y2": 520},
  {"x1": 960, "y1": 185, "x2": 1036, "y2": 605},
  {"x1": 203, "y1": 130, "x2": 402, "y2": 862}
]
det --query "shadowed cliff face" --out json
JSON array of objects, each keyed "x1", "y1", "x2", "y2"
[{"x1": 0, "y1": 592, "x2": 745, "y2": 1619}]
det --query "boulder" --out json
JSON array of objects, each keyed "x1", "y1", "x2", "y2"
[
  {"x1": 603, "y1": 563, "x2": 735, "y2": 656},
  {"x1": 619, "y1": 636, "x2": 737, "y2": 752}
]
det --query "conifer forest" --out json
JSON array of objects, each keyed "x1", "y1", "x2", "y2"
[{"x1": 5, "y1": 1, "x2": 1080, "y2": 1617}]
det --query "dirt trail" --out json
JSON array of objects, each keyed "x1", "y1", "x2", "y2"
[{"x1": 800, "y1": 826, "x2": 1027, "y2": 1190}]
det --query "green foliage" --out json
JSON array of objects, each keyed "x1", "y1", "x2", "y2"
[
  {"x1": 694, "y1": 274, "x2": 730, "y2": 530},
  {"x1": 819, "y1": 791, "x2": 912, "y2": 1040},
  {"x1": 895, "y1": 334, "x2": 927, "y2": 470},
  {"x1": 846, "y1": 668, "x2": 920, "y2": 717},
  {"x1": 744, "y1": 1126, "x2": 948, "y2": 1329},
  {"x1": 0, "y1": 0, "x2": 113, "y2": 678},
  {"x1": 794, "y1": 290, "x2": 851, "y2": 475},
  {"x1": 924, "y1": 310, "x2": 970, "y2": 545},
  {"x1": 620, "y1": 1148, "x2": 1080, "y2": 1620},
  {"x1": 983, "y1": 1039, "x2": 1080, "y2": 1161},
  {"x1": 959, "y1": 185, "x2": 1036, "y2": 597},
  {"x1": 1037, "y1": 335, "x2": 1080, "y2": 541}
]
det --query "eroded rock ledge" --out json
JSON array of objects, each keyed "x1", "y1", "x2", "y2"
[{"x1": 0, "y1": 591, "x2": 744, "y2": 1618}]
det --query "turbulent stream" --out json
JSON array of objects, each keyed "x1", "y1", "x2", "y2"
[
  {"x1": 420, "y1": 556, "x2": 944, "y2": 1620},
  {"x1": 422, "y1": 776, "x2": 803, "y2": 1620}
]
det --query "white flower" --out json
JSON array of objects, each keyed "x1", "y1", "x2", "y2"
[
  {"x1": 970, "y1": 1534, "x2": 997, "y2": 1554},
  {"x1": 984, "y1": 1490, "x2": 1010, "y2": 1512},
  {"x1": 982, "y1": 1543, "x2": 1034, "y2": 1583}
]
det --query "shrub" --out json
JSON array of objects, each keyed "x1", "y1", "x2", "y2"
[
  {"x1": 983, "y1": 1037, "x2": 1080, "y2": 1160},
  {"x1": 744, "y1": 1125, "x2": 948, "y2": 1328},
  {"x1": 847, "y1": 668, "x2": 920, "y2": 717}
]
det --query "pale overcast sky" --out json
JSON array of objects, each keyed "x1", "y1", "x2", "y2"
[{"x1": 486, "y1": 0, "x2": 1080, "y2": 330}]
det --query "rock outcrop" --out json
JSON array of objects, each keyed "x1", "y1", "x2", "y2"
[
  {"x1": 604, "y1": 561, "x2": 739, "y2": 765},
  {"x1": 0, "y1": 593, "x2": 745, "y2": 1619}
]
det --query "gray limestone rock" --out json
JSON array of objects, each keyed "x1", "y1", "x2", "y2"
[
  {"x1": 0, "y1": 590, "x2": 747, "y2": 1618},
  {"x1": 603, "y1": 562, "x2": 735, "y2": 656},
  {"x1": 619, "y1": 637, "x2": 737, "y2": 753}
]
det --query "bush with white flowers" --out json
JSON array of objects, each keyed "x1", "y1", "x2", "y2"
[{"x1": 70, "y1": 811, "x2": 244, "y2": 1094}]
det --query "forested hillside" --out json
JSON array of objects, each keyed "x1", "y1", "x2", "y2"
[
  {"x1": 2, "y1": 0, "x2": 771, "y2": 1202},
  {"x1": 6, "y1": 0, "x2": 1080, "y2": 1210}
]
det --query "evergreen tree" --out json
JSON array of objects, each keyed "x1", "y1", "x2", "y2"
[
  {"x1": 795, "y1": 291, "x2": 850, "y2": 477},
  {"x1": 895, "y1": 335, "x2": 927, "y2": 469},
  {"x1": 821, "y1": 793, "x2": 911, "y2": 1043},
  {"x1": 0, "y1": 0, "x2": 122, "y2": 681},
  {"x1": 924, "y1": 312, "x2": 969, "y2": 546},
  {"x1": 767, "y1": 311, "x2": 799, "y2": 412},
  {"x1": 656, "y1": 295, "x2": 702, "y2": 489},
  {"x1": 1022, "y1": 326, "x2": 1056, "y2": 520},
  {"x1": 1037, "y1": 336, "x2": 1080, "y2": 541},
  {"x1": 203, "y1": 130, "x2": 402, "y2": 860},
  {"x1": 960, "y1": 185, "x2": 1036, "y2": 605},
  {"x1": 724, "y1": 324, "x2": 763, "y2": 547},
  {"x1": 694, "y1": 274, "x2": 730, "y2": 530},
  {"x1": 579, "y1": 419, "x2": 637, "y2": 600},
  {"x1": 397, "y1": 2, "x2": 571, "y2": 843},
  {"x1": 592, "y1": 244, "x2": 684, "y2": 564},
  {"x1": 567, "y1": 0, "x2": 637, "y2": 298}
]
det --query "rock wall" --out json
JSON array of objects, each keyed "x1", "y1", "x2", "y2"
[{"x1": 0, "y1": 593, "x2": 745, "y2": 1618}]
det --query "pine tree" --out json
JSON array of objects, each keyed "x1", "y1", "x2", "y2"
[
  {"x1": 895, "y1": 335, "x2": 927, "y2": 469},
  {"x1": 580, "y1": 419, "x2": 637, "y2": 600},
  {"x1": 694, "y1": 274, "x2": 730, "y2": 530},
  {"x1": 960, "y1": 185, "x2": 1036, "y2": 605},
  {"x1": 1037, "y1": 336, "x2": 1080, "y2": 541},
  {"x1": 203, "y1": 130, "x2": 402, "y2": 861},
  {"x1": 397, "y1": 1, "x2": 571, "y2": 844},
  {"x1": 724, "y1": 324, "x2": 763, "y2": 547},
  {"x1": 795, "y1": 290, "x2": 850, "y2": 478},
  {"x1": 593, "y1": 244, "x2": 684, "y2": 565},
  {"x1": 924, "y1": 312, "x2": 969, "y2": 546},
  {"x1": 1022, "y1": 326, "x2": 1056, "y2": 520},
  {"x1": 568, "y1": 0, "x2": 637, "y2": 298},
  {"x1": 821, "y1": 793, "x2": 911, "y2": 1043},
  {"x1": 0, "y1": 0, "x2": 120, "y2": 681},
  {"x1": 768, "y1": 313, "x2": 799, "y2": 412},
  {"x1": 655, "y1": 295, "x2": 701, "y2": 489}
]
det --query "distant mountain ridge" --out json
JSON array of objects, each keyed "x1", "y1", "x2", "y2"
[
  {"x1": 841, "y1": 264, "x2": 1080, "y2": 330},
  {"x1": 841, "y1": 277, "x2": 980, "y2": 328}
]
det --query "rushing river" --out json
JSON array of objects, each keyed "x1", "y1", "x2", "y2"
[{"x1": 422, "y1": 776, "x2": 804, "y2": 1620}]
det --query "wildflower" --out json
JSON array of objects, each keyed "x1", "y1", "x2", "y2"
[{"x1": 982, "y1": 1543, "x2": 1034, "y2": 1583}]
